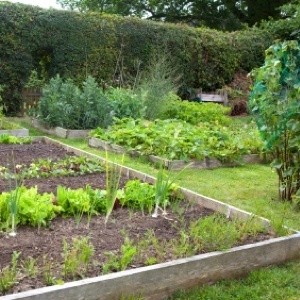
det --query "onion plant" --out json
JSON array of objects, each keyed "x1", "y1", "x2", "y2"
[
  {"x1": 104, "y1": 152, "x2": 124, "y2": 225},
  {"x1": 7, "y1": 151, "x2": 22, "y2": 237},
  {"x1": 152, "y1": 166, "x2": 173, "y2": 218}
]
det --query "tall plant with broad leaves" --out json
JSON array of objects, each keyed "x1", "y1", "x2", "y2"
[{"x1": 250, "y1": 40, "x2": 300, "y2": 202}]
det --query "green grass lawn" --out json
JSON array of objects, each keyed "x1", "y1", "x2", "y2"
[{"x1": 11, "y1": 117, "x2": 300, "y2": 300}]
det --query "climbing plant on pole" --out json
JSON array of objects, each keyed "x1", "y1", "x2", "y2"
[{"x1": 250, "y1": 40, "x2": 300, "y2": 202}]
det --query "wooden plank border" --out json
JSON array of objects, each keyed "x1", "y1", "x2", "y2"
[
  {"x1": 88, "y1": 137, "x2": 264, "y2": 170},
  {"x1": 0, "y1": 128, "x2": 29, "y2": 137},
  {"x1": 3, "y1": 234, "x2": 300, "y2": 300},
  {"x1": 31, "y1": 119, "x2": 90, "y2": 139}
]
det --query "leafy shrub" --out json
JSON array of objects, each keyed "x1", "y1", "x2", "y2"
[
  {"x1": 106, "y1": 87, "x2": 145, "y2": 120},
  {"x1": 161, "y1": 95, "x2": 231, "y2": 126},
  {"x1": 250, "y1": 40, "x2": 300, "y2": 201},
  {"x1": 56, "y1": 185, "x2": 106, "y2": 217},
  {"x1": 38, "y1": 75, "x2": 112, "y2": 129},
  {"x1": 38, "y1": 76, "x2": 147, "y2": 129}
]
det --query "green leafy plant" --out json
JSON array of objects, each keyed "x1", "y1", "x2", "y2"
[
  {"x1": 42, "y1": 255, "x2": 59, "y2": 286},
  {"x1": 122, "y1": 179, "x2": 155, "y2": 214},
  {"x1": 106, "y1": 87, "x2": 145, "y2": 120},
  {"x1": 22, "y1": 257, "x2": 38, "y2": 278},
  {"x1": 161, "y1": 95, "x2": 231, "y2": 126},
  {"x1": 250, "y1": 40, "x2": 300, "y2": 201},
  {"x1": 189, "y1": 215, "x2": 240, "y2": 251},
  {"x1": 0, "y1": 251, "x2": 20, "y2": 294},
  {"x1": 57, "y1": 186, "x2": 97, "y2": 226},
  {"x1": 0, "y1": 134, "x2": 31, "y2": 145},
  {"x1": 7, "y1": 186, "x2": 20, "y2": 237},
  {"x1": 152, "y1": 166, "x2": 173, "y2": 218},
  {"x1": 91, "y1": 118, "x2": 262, "y2": 161},
  {"x1": 38, "y1": 75, "x2": 147, "y2": 129},
  {"x1": 0, "y1": 186, "x2": 61, "y2": 232},
  {"x1": 38, "y1": 75, "x2": 110, "y2": 129},
  {"x1": 18, "y1": 155, "x2": 104, "y2": 179},
  {"x1": 102, "y1": 236, "x2": 137, "y2": 274},
  {"x1": 170, "y1": 230, "x2": 196, "y2": 258},
  {"x1": 62, "y1": 237, "x2": 95, "y2": 279}
]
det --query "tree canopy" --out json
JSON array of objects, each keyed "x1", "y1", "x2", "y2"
[{"x1": 57, "y1": 0, "x2": 293, "y2": 30}]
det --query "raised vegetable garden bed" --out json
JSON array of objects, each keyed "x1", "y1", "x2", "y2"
[
  {"x1": 89, "y1": 136, "x2": 263, "y2": 170},
  {"x1": 0, "y1": 129, "x2": 29, "y2": 137},
  {"x1": 0, "y1": 119, "x2": 29, "y2": 137},
  {"x1": 0, "y1": 137, "x2": 299, "y2": 300},
  {"x1": 31, "y1": 118, "x2": 90, "y2": 139}
]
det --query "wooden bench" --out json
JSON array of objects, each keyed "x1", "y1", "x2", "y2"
[
  {"x1": 192, "y1": 88, "x2": 228, "y2": 105},
  {"x1": 21, "y1": 88, "x2": 42, "y2": 116}
]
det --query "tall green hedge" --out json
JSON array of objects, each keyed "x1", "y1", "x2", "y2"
[{"x1": 0, "y1": 2, "x2": 273, "y2": 114}]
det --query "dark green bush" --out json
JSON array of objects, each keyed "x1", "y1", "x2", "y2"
[
  {"x1": 106, "y1": 88, "x2": 144, "y2": 120},
  {"x1": 38, "y1": 76, "x2": 149, "y2": 129},
  {"x1": 0, "y1": 2, "x2": 274, "y2": 114},
  {"x1": 38, "y1": 75, "x2": 113, "y2": 129}
]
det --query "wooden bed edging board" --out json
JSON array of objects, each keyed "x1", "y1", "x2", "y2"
[
  {"x1": 88, "y1": 137, "x2": 264, "y2": 170},
  {"x1": 31, "y1": 119, "x2": 90, "y2": 139},
  {"x1": 5, "y1": 136, "x2": 297, "y2": 300},
  {"x1": 2, "y1": 234, "x2": 300, "y2": 300},
  {"x1": 0, "y1": 128, "x2": 29, "y2": 137}
]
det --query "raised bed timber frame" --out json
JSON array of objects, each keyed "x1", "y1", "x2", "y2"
[
  {"x1": 31, "y1": 118, "x2": 90, "y2": 139},
  {"x1": 0, "y1": 128, "x2": 29, "y2": 137},
  {"x1": 2, "y1": 136, "x2": 300, "y2": 300},
  {"x1": 88, "y1": 136, "x2": 263, "y2": 170}
]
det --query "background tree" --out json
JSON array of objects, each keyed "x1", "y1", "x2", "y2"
[
  {"x1": 57, "y1": 0, "x2": 293, "y2": 30},
  {"x1": 250, "y1": 40, "x2": 300, "y2": 202},
  {"x1": 223, "y1": 0, "x2": 290, "y2": 26}
]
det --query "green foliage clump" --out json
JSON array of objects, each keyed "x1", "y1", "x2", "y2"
[
  {"x1": 250, "y1": 40, "x2": 300, "y2": 201},
  {"x1": 56, "y1": 185, "x2": 106, "y2": 217},
  {"x1": 0, "y1": 252, "x2": 20, "y2": 294},
  {"x1": 62, "y1": 237, "x2": 94, "y2": 279},
  {"x1": 1, "y1": 155, "x2": 104, "y2": 180},
  {"x1": 106, "y1": 87, "x2": 144, "y2": 120},
  {"x1": 0, "y1": 187, "x2": 60, "y2": 230},
  {"x1": 38, "y1": 75, "x2": 147, "y2": 129},
  {"x1": 102, "y1": 236, "x2": 137, "y2": 274},
  {"x1": 0, "y1": 134, "x2": 31, "y2": 145},
  {"x1": 91, "y1": 118, "x2": 263, "y2": 161},
  {"x1": 190, "y1": 215, "x2": 240, "y2": 251},
  {"x1": 161, "y1": 95, "x2": 231, "y2": 126},
  {"x1": 122, "y1": 179, "x2": 155, "y2": 214},
  {"x1": 38, "y1": 75, "x2": 112, "y2": 129}
]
